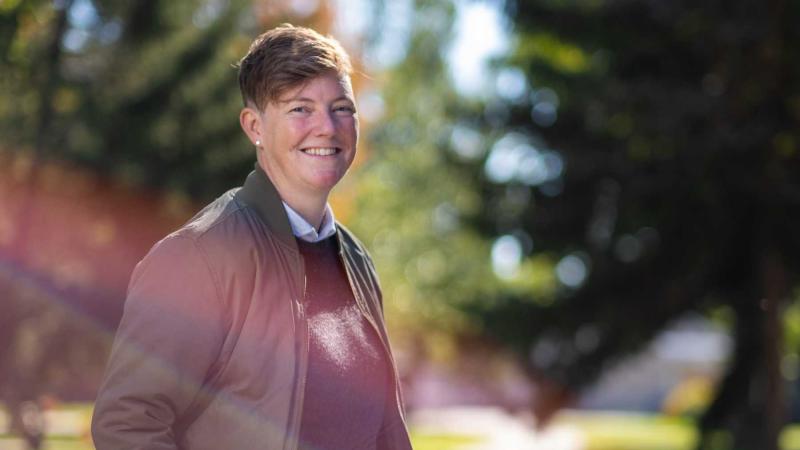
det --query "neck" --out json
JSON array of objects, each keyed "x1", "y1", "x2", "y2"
[
  {"x1": 283, "y1": 194, "x2": 327, "y2": 231},
  {"x1": 256, "y1": 157, "x2": 329, "y2": 231}
]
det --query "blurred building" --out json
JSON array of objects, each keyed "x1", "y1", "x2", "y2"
[{"x1": 403, "y1": 312, "x2": 731, "y2": 416}]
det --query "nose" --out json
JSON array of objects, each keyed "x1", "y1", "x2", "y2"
[{"x1": 315, "y1": 110, "x2": 336, "y2": 136}]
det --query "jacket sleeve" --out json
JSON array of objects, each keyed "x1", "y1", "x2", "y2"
[{"x1": 91, "y1": 235, "x2": 227, "y2": 449}]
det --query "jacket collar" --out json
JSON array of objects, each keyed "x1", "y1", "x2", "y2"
[{"x1": 236, "y1": 164, "x2": 296, "y2": 249}]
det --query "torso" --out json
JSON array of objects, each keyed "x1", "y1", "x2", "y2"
[{"x1": 296, "y1": 236, "x2": 391, "y2": 450}]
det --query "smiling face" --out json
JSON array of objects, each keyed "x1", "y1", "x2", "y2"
[{"x1": 249, "y1": 72, "x2": 358, "y2": 205}]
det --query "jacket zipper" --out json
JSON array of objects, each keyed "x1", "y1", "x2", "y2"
[{"x1": 285, "y1": 257, "x2": 309, "y2": 450}]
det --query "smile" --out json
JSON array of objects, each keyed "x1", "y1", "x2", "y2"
[{"x1": 301, "y1": 147, "x2": 340, "y2": 156}]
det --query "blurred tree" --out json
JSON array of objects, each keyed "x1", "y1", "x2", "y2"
[
  {"x1": 353, "y1": 0, "x2": 800, "y2": 449},
  {"x1": 0, "y1": 1, "x2": 345, "y2": 447},
  {"x1": 349, "y1": 0, "x2": 557, "y2": 409},
  {"x1": 1, "y1": 0, "x2": 256, "y2": 199},
  {"x1": 465, "y1": 1, "x2": 799, "y2": 449},
  {"x1": 0, "y1": 1, "x2": 251, "y2": 446}
]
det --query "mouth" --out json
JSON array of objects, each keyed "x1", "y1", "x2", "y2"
[{"x1": 301, "y1": 147, "x2": 340, "y2": 156}]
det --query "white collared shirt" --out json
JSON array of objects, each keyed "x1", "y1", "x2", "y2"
[{"x1": 282, "y1": 202, "x2": 337, "y2": 243}]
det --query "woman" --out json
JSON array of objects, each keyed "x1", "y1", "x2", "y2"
[{"x1": 92, "y1": 24, "x2": 412, "y2": 450}]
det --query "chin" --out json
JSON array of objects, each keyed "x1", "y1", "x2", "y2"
[
  {"x1": 314, "y1": 180, "x2": 344, "y2": 192},
  {"x1": 308, "y1": 172, "x2": 347, "y2": 190}
]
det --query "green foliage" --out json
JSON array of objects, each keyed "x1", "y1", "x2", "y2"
[
  {"x1": 0, "y1": 0, "x2": 254, "y2": 199},
  {"x1": 481, "y1": 0, "x2": 800, "y2": 394},
  {"x1": 357, "y1": 0, "x2": 800, "y2": 448},
  {"x1": 0, "y1": 2, "x2": 267, "y2": 446},
  {"x1": 498, "y1": 1, "x2": 798, "y2": 448},
  {"x1": 347, "y1": 1, "x2": 561, "y2": 362}
]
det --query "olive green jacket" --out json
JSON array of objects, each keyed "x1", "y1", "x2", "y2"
[{"x1": 91, "y1": 167, "x2": 411, "y2": 450}]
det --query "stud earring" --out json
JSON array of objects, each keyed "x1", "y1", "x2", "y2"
[{"x1": 255, "y1": 139, "x2": 261, "y2": 147}]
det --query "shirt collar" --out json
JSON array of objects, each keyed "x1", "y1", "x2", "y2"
[{"x1": 282, "y1": 202, "x2": 337, "y2": 243}]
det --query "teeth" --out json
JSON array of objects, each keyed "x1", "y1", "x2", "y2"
[{"x1": 303, "y1": 147, "x2": 337, "y2": 156}]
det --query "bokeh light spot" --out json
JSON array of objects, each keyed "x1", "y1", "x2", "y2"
[
  {"x1": 67, "y1": 0, "x2": 99, "y2": 29},
  {"x1": 614, "y1": 234, "x2": 642, "y2": 263},
  {"x1": 495, "y1": 67, "x2": 528, "y2": 102},
  {"x1": 449, "y1": 124, "x2": 485, "y2": 161},
  {"x1": 492, "y1": 234, "x2": 523, "y2": 279},
  {"x1": 556, "y1": 252, "x2": 589, "y2": 288},
  {"x1": 531, "y1": 102, "x2": 557, "y2": 127},
  {"x1": 357, "y1": 90, "x2": 385, "y2": 122}
]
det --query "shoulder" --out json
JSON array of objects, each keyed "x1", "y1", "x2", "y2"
[
  {"x1": 173, "y1": 188, "x2": 244, "y2": 241},
  {"x1": 137, "y1": 188, "x2": 277, "y2": 280},
  {"x1": 336, "y1": 223, "x2": 385, "y2": 308},
  {"x1": 336, "y1": 222, "x2": 372, "y2": 260},
  {"x1": 167, "y1": 187, "x2": 279, "y2": 254},
  {"x1": 336, "y1": 222, "x2": 381, "y2": 280}
]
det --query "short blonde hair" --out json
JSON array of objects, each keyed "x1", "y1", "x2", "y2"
[{"x1": 237, "y1": 24, "x2": 353, "y2": 110}]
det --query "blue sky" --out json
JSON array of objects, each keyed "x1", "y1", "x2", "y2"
[{"x1": 334, "y1": 0, "x2": 510, "y2": 97}]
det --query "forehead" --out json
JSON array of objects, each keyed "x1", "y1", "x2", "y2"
[{"x1": 276, "y1": 73, "x2": 354, "y2": 103}]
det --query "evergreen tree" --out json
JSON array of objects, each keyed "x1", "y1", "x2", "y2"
[
  {"x1": 355, "y1": 0, "x2": 800, "y2": 448},
  {"x1": 1, "y1": 0, "x2": 256, "y2": 198},
  {"x1": 2, "y1": 1, "x2": 360, "y2": 446},
  {"x1": 471, "y1": 1, "x2": 799, "y2": 448},
  {"x1": 346, "y1": 0, "x2": 559, "y2": 414}
]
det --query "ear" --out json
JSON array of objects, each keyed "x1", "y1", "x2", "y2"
[{"x1": 239, "y1": 106, "x2": 263, "y2": 146}]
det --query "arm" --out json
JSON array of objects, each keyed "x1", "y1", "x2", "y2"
[{"x1": 91, "y1": 236, "x2": 226, "y2": 449}]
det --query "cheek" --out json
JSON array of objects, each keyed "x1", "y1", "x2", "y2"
[
  {"x1": 340, "y1": 117, "x2": 359, "y2": 141},
  {"x1": 275, "y1": 120, "x2": 311, "y2": 146}
]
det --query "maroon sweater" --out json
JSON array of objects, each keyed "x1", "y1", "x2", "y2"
[{"x1": 296, "y1": 236, "x2": 390, "y2": 450}]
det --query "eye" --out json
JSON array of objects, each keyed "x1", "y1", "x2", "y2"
[
  {"x1": 289, "y1": 105, "x2": 310, "y2": 114},
  {"x1": 334, "y1": 105, "x2": 356, "y2": 115}
]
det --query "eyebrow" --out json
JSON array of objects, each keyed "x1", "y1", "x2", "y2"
[{"x1": 279, "y1": 96, "x2": 354, "y2": 104}]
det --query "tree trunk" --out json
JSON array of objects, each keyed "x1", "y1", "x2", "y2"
[
  {"x1": 758, "y1": 247, "x2": 787, "y2": 450},
  {"x1": 695, "y1": 294, "x2": 759, "y2": 450}
]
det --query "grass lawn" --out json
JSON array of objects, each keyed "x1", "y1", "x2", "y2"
[
  {"x1": 559, "y1": 412, "x2": 800, "y2": 450},
  {"x1": 1, "y1": 429, "x2": 481, "y2": 450},
  {"x1": 3, "y1": 405, "x2": 800, "y2": 450},
  {"x1": 409, "y1": 431, "x2": 484, "y2": 450},
  {"x1": 558, "y1": 411, "x2": 696, "y2": 450},
  {"x1": 0, "y1": 436, "x2": 92, "y2": 450},
  {"x1": 0, "y1": 434, "x2": 481, "y2": 450}
]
